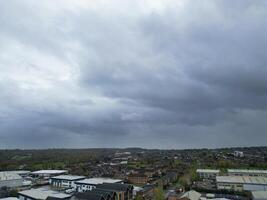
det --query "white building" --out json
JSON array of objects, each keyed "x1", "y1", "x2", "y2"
[
  {"x1": 251, "y1": 191, "x2": 267, "y2": 200},
  {"x1": 233, "y1": 151, "x2": 244, "y2": 158},
  {"x1": 4, "y1": 171, "x2": 30, "y2": 178},
  {"x1": 0, "y1": 171, "x2": 23, "y2": 188},
  {"x1": 196, "y1": 169, "x2": 220, "y2": 180},
  {"x1": 179, "y1": 190, "x2": 201, "y2": 200},
  {"x1": 75, "y1": 178, "x2": 123, "y2": 192},
  {"x1": 31, "y1": 170, "x2": 67, "y2": 179},
  {"x1": 227, "y1": 169, "x2": 267, "y2": 177},
  {"x1": 18, "y1": 188, "x2": 71, "y2": 200},
  {"x1": 49, "y1": 175, "x2": 85, "y2": 188},
  {"x1": 216, "y1": 176, "x2": 267, "y2": 192}
]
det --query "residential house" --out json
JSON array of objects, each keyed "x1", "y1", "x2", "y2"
[{"x1": 127, "y1": 174, "x2": 148, "y2": 185}]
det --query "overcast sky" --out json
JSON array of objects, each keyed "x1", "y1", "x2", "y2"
[{"x1": 0, "y1": 0, "x2": 267, "y2": 149}]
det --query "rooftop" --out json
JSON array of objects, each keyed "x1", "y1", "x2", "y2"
[
  {"x1": 251, "y1": 191, "x2": 267, "y2": 199},
  {"x1": 179, "y1": 190, "x2": 201, "y2": 200},
  {"x1": 227, "y1": 169, "x2": 267, "y2": 174},
  {"x1": 0, "y1": 172, "x2": 22, "y2": 181},
  {"x1": 50, "y1": 175, "x2": 85, "y2": 181},
  {"x1": 196, "y1": 169, "x2": 220, "y2": 173},
  {"x1": 31, "y1": 170, "x2": 67, "y2": 175},
  {"x1": 18, "y1": 188, "x2": 71, "y2": 200},
  {"x1": 75, "y1": 192, "x2": 104, "y2": 200},
  {"x1": 216, "y1": 176, "x2": 267, "y2": 185},
  {"x1": 0, "y1": 198, "x2": 19, "y2": 200},
  {"x1": 96, "y1": 183, "x2": 133, "y2": 192},
  {"x1": 4, "y1": 171, "x2": 31, "y2": 175},
  {"x1": 75, "y1": 178, "x2": 122, "y2": 185}
]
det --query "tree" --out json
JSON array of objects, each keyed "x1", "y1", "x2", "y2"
[
  {"x1": 134, "y1": 195, "x2": 143, "y2": 200},
  {"x1": 155, "y1": 187, "x2": 165, "y2": 200}
]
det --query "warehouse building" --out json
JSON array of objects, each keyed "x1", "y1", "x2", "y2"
[
  {"x1": 31, "y1": 170, "x2": 67, "y2": 179},
  {"x1": 18, "y1": 188, "x2": 71, "y2": 200},
  {"x1": 96, "y1": 183, "x2": 133, "y2": 200},
  {"x1": 196, "y1": 169, "x2": 220, "y2": 180},
  {"x1": 4, "y1": 171, "x2": 30, "y2": 178},
  {"x1": 50, "y1": 175, "x2": 85, "y2": 188},
  {"x1": 251, "y1": 191, "x2": 267, "y2": 200},
  {"x1": 227, "y1": 169, "x2": 267, "y2": 177},
  {"x1": 0, "y1": 171, "x2": 23, "y2": 188},
  {"x1": 216, "y1": 176, "x2": 267, "y2": 192},
  {"x1": 75, "y1": 178, "x2": 123, "y2": 192}
]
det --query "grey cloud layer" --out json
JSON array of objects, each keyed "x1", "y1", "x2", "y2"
[{"x1": 0, "y1": 0, "x2": 267, "y2": 148}]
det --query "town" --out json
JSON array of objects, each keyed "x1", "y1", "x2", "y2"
[{"x1": 0, "y1": 147, "x2": 266, "y2": 200}]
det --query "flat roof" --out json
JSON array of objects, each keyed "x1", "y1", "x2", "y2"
[
  {"x1": 0, "y1": 198, "x2": 19, "y2": 200},
  {"x1": 216, "y1": 176, "x2": 267, "y2": 185},
  {"x1": 18, "y1": 188, "x2": 71, "y2": 200},
  {"x1": 75, "y1": 178, "x2": 122, "y2": 185},
  {"x1": 4, "y1": 171, "x2": 31, "y2": 175},
  {"x1": 31, "y1": 170, "x2": 67, "y2": 175},
  {"x1": 196, "y1": 169, "x2": 220, "y2": 173},
  {"x1": 0, "y1": 172, "x2": 22, "y2": 181},
  {"x1": 50, "y1": 175, "x2": 85, "y2": 181},
  {"x1": 227, "y1": 169, "x2": 267, "y2": 174},
  {"x1": 251, "y1": 191, "x2": 267, "y2": 199}
]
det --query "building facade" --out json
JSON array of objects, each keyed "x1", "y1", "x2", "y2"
[
  {"x1": 196, "y1": 169, "x2": 220, "y2": 180},
  {"x1": 216, "y1": 176, "x2": 267, "y2": 192},
  {"x1": 75, "y1": 178, "x2": 123, "y2": 192},
  {"x1": 227, "y1": 169, "x2": 267, "y2": 177},
  {"x1": 50, "y1": 175, "x2": 85, "y2": 188},
  {"x1": 127, "y1": 174, "x2": 148, "y2": 185}
]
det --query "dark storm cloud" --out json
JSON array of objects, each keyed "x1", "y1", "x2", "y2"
[{"x1": 0, "y1": 0, "x2": 267, "y2": 148}]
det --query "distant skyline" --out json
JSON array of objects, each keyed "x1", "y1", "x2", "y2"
[{"x1": 0, "y1": 0, "x2": 267, "y2": 149}]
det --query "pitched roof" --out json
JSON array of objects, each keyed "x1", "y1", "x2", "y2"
[
  {"x1": 179, "y1": 190, "x2": 201, "y2": 200},
  {"x1": 92, "y1": 188, "x2": 116, "y2": 197},
  {"x1": 96, "y1": 183, "x2": 133, "y2": 192},
  {"x1": 75, "y1": 192, "x2": 105, "y2": 200}
]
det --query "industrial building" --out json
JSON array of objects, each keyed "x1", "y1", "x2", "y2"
[
  {"x1": 216, "y1": 176, "x2": 267, "y2": 192},
  {"x1": 96, "y1": 183, "x2": 133, "y2": 200},
  {"x1": 0, "y1": 171, "x2": 23, "y2": 188},
  {"x1": 31, "y1": 170, "x2": 67, "y2": 179},
  {"x1": 49, "y1": 175, "x2": 85, "y2": 188},
  {"x1": 227, "y1": 169, "x2": 267, "y2": 177},
  {"x1": 251, "y1": 191, "x2": 267, "y2": 200},
  {"x1": 3, "y1": 171, "x2": 30, "y2": 178},
  {"x1": 18, "y1": 188, "x2": 71, "y2": 200},
  {"x1": 196, "y1": 169, "x2": 220, "y2": 180},
  {"x1": 75, "y1": 178, "x2": 123, "y2": 192}
]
